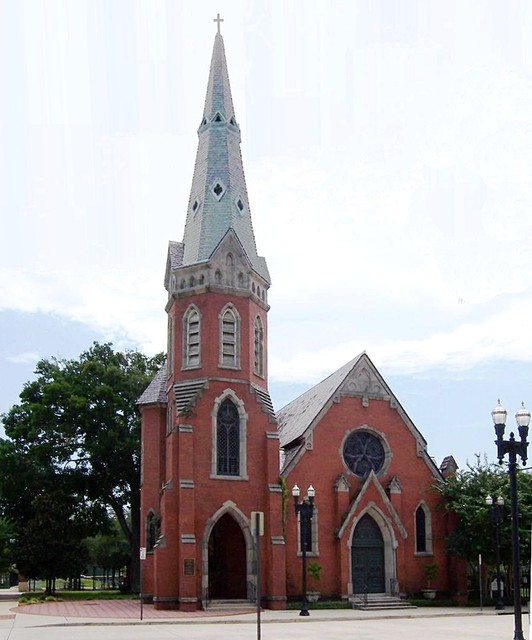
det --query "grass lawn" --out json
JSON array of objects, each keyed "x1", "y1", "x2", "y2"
[{"x1": 19, "y1": 590, "x2": 136, "y2": 604}]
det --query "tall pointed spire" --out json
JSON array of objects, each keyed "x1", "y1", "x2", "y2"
[{"x1": 180, "y1": 27, "x2": 269, "y2": 283}]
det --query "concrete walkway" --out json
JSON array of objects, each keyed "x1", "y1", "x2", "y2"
[
  {"x1": 0, "y1": 592, "x2": 525, "y2": 625},
  {"x1": 0, "y1": 591, "x2": 529, "y2": 640}
]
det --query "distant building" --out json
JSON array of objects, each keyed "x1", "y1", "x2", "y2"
[{"x1": 138, "y1": 22, "x2": 464, "y2": 611}]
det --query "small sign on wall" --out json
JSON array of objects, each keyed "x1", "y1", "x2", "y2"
[
  {"x1": 183, "y1": 558, "x2": 196, "y2": 576},
  {"x1": 140, "y1": 547, "x2": 147, "y2": 560}
]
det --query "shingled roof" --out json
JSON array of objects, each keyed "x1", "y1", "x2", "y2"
[
  {"x1": 277, "y1": 354, "x2": 364, "y2": 448},
  {"x1": 179, "y1": 32, "x2": 269, "y2": 283},
  {"x1": 277, "y1": 353, "x2": 442, "y2": 480},
  {"x1": 137, "y1": 363, "x2": 168, "y2": 405}
]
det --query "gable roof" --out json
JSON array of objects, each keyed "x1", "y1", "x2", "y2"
[
  {"x1": 277, "y1": 353, "x2": 365, "y2": 448},
  {"x1": 277, "y1": 352, "x2": 443, "y2": 480},
  {"x1": 336, "y1": 470, "x2": 408, "y2": 540}
]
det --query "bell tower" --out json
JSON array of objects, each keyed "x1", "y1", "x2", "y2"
[{"x1": 139, "y1": 18, "x2": 286, "y2": 611}]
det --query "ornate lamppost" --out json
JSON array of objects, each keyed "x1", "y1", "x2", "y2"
[
  {"x1": 292, "y1": 483, "x2": 315, "y2": 617},
  {"x1": 492, "y1": 401, "x2": 530, "y2": 640},
  {"x1": 486, "y1": 494, "x2": 505, "y2": 610}
]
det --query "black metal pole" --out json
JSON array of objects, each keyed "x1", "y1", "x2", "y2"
[
  {"x1": 255, "y1": 512, "x2": 261, "y2": 640},
  {"x1": 494, "y1": 508, "x2": 504, "y2": 610},
  {"x1": 508, "y1": 450, "x2": 524, "y2": 640},
  {"x1": 300, "y1": 510, "x2": 309, "y2": 616}
]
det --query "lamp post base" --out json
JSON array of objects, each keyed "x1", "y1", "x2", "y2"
[{"x1": 299, "y1": 608, "x2": 310, "y2": 617}]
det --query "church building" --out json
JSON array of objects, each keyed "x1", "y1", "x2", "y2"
[{"x1": 138, "y1": 21, "x2": 463, "y2": 611}]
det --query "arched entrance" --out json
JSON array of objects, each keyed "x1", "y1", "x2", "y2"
[
  {"x1": 351, "y1": 514, "x2": 385, "y2": 594},
  {"x1": 208, "y1": 513, "x2": 247, "y2": 599}
]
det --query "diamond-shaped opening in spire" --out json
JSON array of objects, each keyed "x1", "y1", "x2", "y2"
[
  {"x1": 211, "y1": 181, "x2": 226, "y2": 201},
  {"x1": 236, "y1": 198, "x2": 244, "y2": 214},
  {"x1": 192, "y1": 199, "x2": 199, "y2": 213}
]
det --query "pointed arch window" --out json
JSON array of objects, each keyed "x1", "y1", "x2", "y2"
[
  {"x1": 254, "y1": 315, "x2": 264, "y2": 377},
  {"x1": 216, "y1": 399, "x2": 240, "y2": 476},
  {"x1": 183, "y1": 305, "x2": 201, "y2": 369},
  {"x1": 415, "y1": 503, "x2": 432, "y2": 554},
  {"x1": 219, "y1": 305, "x2": 240, "y2": 369}
]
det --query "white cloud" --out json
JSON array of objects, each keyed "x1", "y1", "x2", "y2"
[
  {"x1": 2, "y1": 2, "x2": 532, "y2": 398},
  {"x1": 0, "y1": 266, "x2": 166, "y2": 354},
  {"x1": 269, "y1": 290, "x2": 532, "y2": 384},
  {"x1": 5, "y1": 351, "x2": 40, "y2": 365}
]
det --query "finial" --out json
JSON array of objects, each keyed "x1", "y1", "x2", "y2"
[{"x1": 214, "y1": 13, "x2": 224, "y2": 35}]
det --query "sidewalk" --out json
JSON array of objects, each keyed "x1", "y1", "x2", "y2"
[{"x1": 0, "y1": 594, "x2": 517, "y2": 628}]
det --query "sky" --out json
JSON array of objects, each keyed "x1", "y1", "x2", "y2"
[{"x1": 2, "y1": 0, "x2": 532, "y2": 470}]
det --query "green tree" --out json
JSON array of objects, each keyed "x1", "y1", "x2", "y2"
[
  {"x1": 437, "y1": 458, "x2": 532, "y2": 588},
  {"x1": 14, "y1": 491, "x2": 89, "y2": 594},
  {"x1": 0, "y1": 517, "x2": 15, "y2": 576},
  {"x1": 85, "y1": 518, "x2": 130, "y2": 589},
  {"x1": 0, "y1": 343, "x2": 163, "y2": 591}
]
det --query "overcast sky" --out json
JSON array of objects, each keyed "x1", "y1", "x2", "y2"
[{"x1": 2, "y1": 0, "x2": 532, "y2": 469}]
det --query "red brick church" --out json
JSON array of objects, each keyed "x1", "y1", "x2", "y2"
[{"x1": 138, "y1": 22, "x2": 464, "y2": 611}]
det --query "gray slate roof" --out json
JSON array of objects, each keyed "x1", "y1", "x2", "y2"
[
  {"x1": 277, "y1": 353, "x2": 443, "y2": 481},
  {"x1": 137, "y1": 363, "x2": 168, "y2": 405},
  {"x1": 180, "y1": 33, "x2": 270, "y2": 283},
  {"x1": 277, "y1": 354, "x2": 364, "y2": 447}
]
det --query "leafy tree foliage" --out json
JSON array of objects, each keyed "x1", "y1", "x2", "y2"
[
  {"x1": 0, "y1": 343, "x2": 163, "y2": 591},
  {"x1": 14, "y1": 492, "x2": 89, "y2": 593},
  {"x1": 0, "y1": 517, "x2": 15, "y2": 575},
  {"x1": 85, "y1": 519, "x2": 130, "y2": 589},
  {"x1": 437, "y1": 458, "x2": 532, "y2": 569}
]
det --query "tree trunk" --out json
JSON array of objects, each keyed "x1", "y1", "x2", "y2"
[{"x1": 109, "y1": 488, "x2": 140, "y2": 592}]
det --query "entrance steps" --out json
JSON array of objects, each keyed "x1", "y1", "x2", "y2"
[
  {"x1": 205, "y1": 599, "x2": 257, "y2": 612},
  {"x1": 350, "y1": 594, "x2": 417, "y2": 611}
]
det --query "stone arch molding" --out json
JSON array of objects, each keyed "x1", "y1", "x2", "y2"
[
  {"x1": 347, "y1": 504, "x2": 398, "y2": 596},
  {"x1": 201, "y1": 500, "x2": 256, "y2": 603},
  {"x1": 211, "y1": 388, "x2": 248, "y2": 479}
]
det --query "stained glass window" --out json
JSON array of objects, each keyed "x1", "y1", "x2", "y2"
[
  {"x1": 343, "y1": 430, "x2": 385, "y2": 477},
  {"x1": 217, "y1": 399, "x2": 240, "y2": 475}
]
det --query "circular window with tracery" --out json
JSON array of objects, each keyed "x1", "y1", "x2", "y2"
[{"x1": 342, "y1": 430, "x2": 386, "y2": 477}]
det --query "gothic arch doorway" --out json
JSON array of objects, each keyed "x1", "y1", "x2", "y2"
[
  {"x1": 208, "y1": 513, "x2": 247, "y2": 599},
  {"x1": 351, "y1": 514, "x2": 385, "y2": 594}
]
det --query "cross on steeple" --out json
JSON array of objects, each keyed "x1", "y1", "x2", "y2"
[{"x1": 213, "y1": 13, "x2": 224, "y2": 35}]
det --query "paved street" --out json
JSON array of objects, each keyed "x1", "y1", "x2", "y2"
[{"x1": 0, "y1": 595, "x2": 529, "y2": 640}]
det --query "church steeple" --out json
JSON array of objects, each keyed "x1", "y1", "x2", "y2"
[{"x1": 179, "y1": 29, "x2": 270, "y2": 283}]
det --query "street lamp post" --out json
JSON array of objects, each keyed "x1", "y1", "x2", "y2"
[
  {"x1": 492, "y1": 401, "x2": 530, "y2": 640},
  {"x1": 292, "y1": 483, "x2": 315, "y2": 617},
  {"x1": 486, "y1": 494, "x2": 505, "y2": 610}
]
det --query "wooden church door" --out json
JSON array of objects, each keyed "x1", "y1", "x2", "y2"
[
  {"x1": 351, "y1": 514, "x2": 385, "y2": 594},
  {"x1": 208, "y1": 513, "x2": 247, "y2": 599}
]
